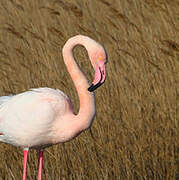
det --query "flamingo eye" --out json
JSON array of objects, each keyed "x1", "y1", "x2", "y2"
[{"x1": 98, "y1": 56, "x2": 103, "y2": 61}]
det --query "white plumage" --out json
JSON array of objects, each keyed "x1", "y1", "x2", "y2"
[
  {"x1": 0, "y1": 88, "x2": 71, "y2": 148},
  {"x1": 0, "y1": 94, "x2": 13, "y2": 105}
]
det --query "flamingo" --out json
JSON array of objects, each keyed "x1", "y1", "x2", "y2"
[{"x1": 0, "y1": 35, "x2": 107, "y2": 180}]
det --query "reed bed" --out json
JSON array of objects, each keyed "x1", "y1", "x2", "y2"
[{"x1": 0, "y1": 0, "x2": 178, "y2": 179}]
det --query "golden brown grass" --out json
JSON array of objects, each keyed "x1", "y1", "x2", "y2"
[{"x1": 0, "y1": 0, "x2": 178, "y2": 179}]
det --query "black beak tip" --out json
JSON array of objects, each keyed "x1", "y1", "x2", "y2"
[
  {"x1": 88, "y1": 84, "x2": 95, "y2": 92},
  {"x1": 88, "y1": 82, "x2": 103, "y2": 92}
]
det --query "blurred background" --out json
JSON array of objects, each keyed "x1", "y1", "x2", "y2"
[{"x1": 0, "y1": 0, "x2": 178, "y2": 179}]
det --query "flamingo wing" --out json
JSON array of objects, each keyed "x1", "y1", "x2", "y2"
[{"x1": 0, "y1": 88, "x2": 71, "y2": 148}]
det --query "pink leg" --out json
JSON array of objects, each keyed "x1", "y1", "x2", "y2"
[
  {"x1": 23, "y1": 148, "x2": 29, "y2": 180},
  {"x1": 38, "y1": 149, "x2": 44, "y2": 180}
]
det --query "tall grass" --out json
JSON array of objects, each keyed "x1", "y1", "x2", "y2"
[{"x1": 0, "y1": 0, "x2": 178, "y2": 179}]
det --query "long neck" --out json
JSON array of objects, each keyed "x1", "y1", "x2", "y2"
[{"x1": 62, "y1": 35, "x2": 96, "y2": 130}]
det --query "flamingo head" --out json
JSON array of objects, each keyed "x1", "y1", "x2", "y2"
[{"x1": 88, "y1": 46, "x2": 107, "y2": 92}]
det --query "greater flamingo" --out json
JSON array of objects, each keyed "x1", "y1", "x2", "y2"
[{"x1": 0, "y1": 35, "x2": 107, "y2": 180}]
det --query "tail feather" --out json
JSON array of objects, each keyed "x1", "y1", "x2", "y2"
[
  {"x1": 0, "y1": 133, "x2": 4, "y2": 143},
  {"x1": 0, "y1": 95, "x2": 13, "y2": 105}
]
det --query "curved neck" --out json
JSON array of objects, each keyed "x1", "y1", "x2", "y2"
[{"x1": 62, "y1": 35, "x2": 96, "y2": 130}]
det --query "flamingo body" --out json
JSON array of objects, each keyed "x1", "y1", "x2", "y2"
[{"x1": 0, "y1": 88, "x2": 75, "y2": 148}]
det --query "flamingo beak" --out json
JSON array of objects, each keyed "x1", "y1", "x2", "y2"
[{"x1": 88, "y1": 63, "x2": 106, "y2": 92}]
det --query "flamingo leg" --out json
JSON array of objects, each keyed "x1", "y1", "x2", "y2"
[
  {"x1": 38, "y1": 149, "x2": 44, "y2": 180},
  {"x1": 23, "y1": 148, "x2": 29, "y2": 180}
]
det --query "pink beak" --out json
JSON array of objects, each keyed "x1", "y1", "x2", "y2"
[{"x1": 88, "y1": 63, "x2": 106, "y2": 92}]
